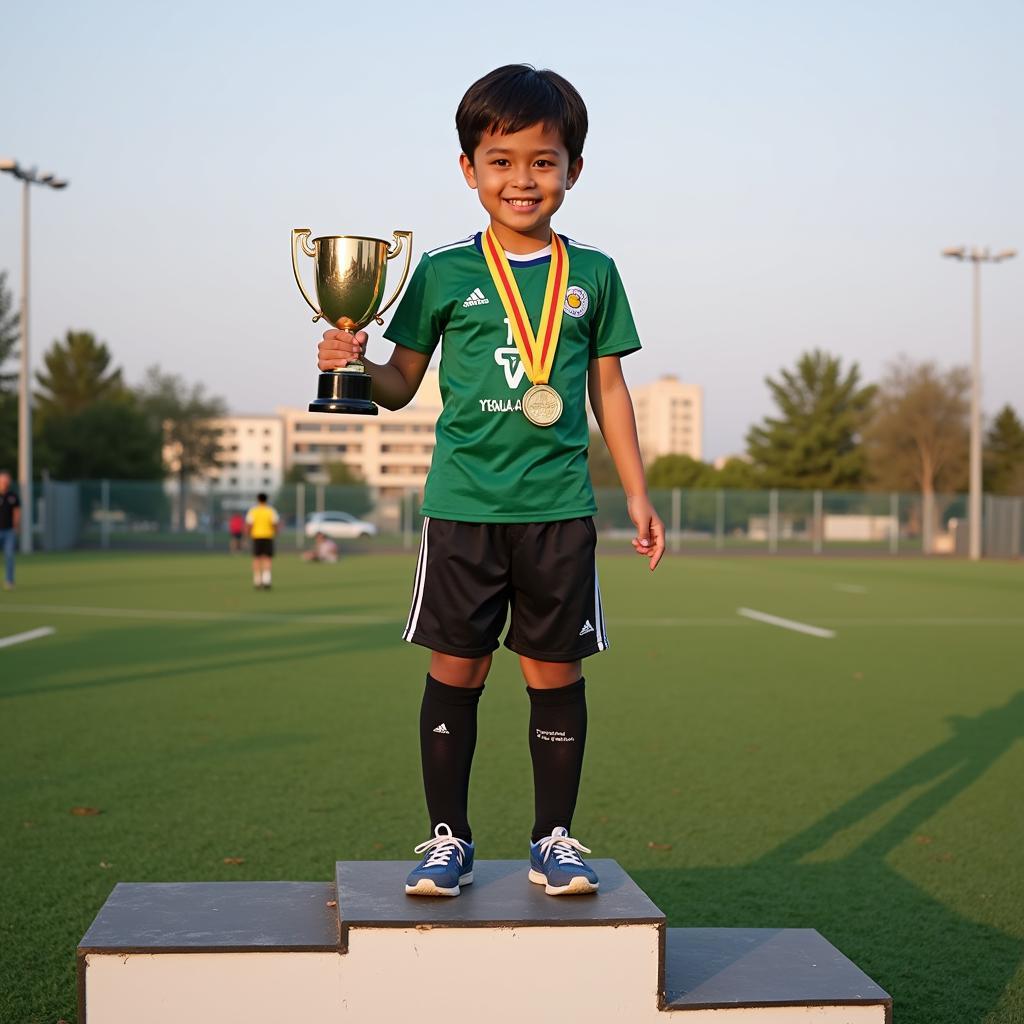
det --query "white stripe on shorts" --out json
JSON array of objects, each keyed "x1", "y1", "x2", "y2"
[
  {"x1": 403, "y1": 516, "x2": 431, "y2": 642},
  {"x1": 594, "y1": 560, "x2": 609, "y2": 651}
]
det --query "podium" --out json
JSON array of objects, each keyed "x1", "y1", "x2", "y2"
[{"x1": 78, "y1": 860, "x2": 891, "y2": 1022}]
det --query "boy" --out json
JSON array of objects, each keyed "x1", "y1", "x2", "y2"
[
  {"x1": 245, "y1": 492, "x2": 279, "y2": 590},
  {"x1": 318, "y1": 65, "x2": 664, "y2": 896}
]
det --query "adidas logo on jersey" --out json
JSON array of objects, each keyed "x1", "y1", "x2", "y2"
[
  {"x1": 432, "y1": 722, "x2": 451, "y2": 735},
  {"x1": 579, "y1": 620, "x2": 595, "y2": 636},
  {"x1": 463, "y1": 288, "x2": 489, "y2": 307}
]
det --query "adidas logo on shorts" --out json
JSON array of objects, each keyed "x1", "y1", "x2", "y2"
[
  {"x1": 579, "y1": 620, "x2": 595, "y2": 636},
  {"x1": 432, "y1": 722, "x2": 451, "y2": 734},
  {"x1": 463, "y1": 288, "x2": 489, "y2": 307}
]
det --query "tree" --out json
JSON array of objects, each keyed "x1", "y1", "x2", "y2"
[
  {"x1": 35, "y1": 330, "x2": 123, "y2": 419},
  {"x1": 647, "y1": 454, "x2": 714, "y2": 489},
  {"x1": 0, "y1": 394, "x2": 15, "y2": 473},
  {"x1": 322, "y1": 460, "x2": 373, "y2": 517},
  {"x1": 0, "y1": 271, "x2": 18, "y2": 393},
  {"x1": 984, "y1": 404, "x2": 1024, "y2": 496},
  {"x1": 324, "y1": 460, "x2": 364, "y2": 486},
  {"x1": 715, "y1": 456, "x2": 759, "y2": 490},
  {"x1": 136, "y1": 366, "x2": 227, "y2": 529},
  {"x1": 35, "y1": 396, "x2": 164, "y2": 480},
  {"x1": 864, "y1": 358, "x2": 969, "y2": 549},
  {"x1": 0, "y1": 273, "x2": 19, "y2": 469},
  {"x1": 746, "y1": 350, "x2": 875, "y2": 489}
]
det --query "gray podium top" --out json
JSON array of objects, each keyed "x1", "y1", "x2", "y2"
[
  {"x1": 335, "y1": 859, "x2": 664, "y2": 948},
  {"x1": 78, "y1": 882, "x2": 339, "y2": 953},
  {"x1": 663, "y1": 928, "x2": 892, "y2": 1013}
]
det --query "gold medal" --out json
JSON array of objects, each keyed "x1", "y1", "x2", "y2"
[
  {"x1": 482, "y1": 228, "x2": 570, "y2": 426},
  {"x1": 522, "y1": 383, "x2": 563, "y2": 427}
]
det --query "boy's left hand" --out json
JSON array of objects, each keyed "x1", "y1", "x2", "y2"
[{"x1": 627, "y1": 495, "x2": 665, "y2": 571}]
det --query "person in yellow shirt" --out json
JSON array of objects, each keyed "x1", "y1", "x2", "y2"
[{"x1": 245, "y1": 492, "x2": 280, "y2": 590}]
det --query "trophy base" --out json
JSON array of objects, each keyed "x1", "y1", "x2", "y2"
[{"x1": 308, "y1": 371, "x2": 379, "y2": 416}]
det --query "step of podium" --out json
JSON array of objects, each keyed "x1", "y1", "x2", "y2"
[{"x1": 78, "y1": 861, "x2": 891, "y2": 1023}]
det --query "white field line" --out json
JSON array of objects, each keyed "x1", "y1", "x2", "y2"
[
  {"x1": 833, "y1": 583, "x2": 868, "y2": 594},
  {"x1": 737, "y1": 607, "x2": 836, "y2": 639},
  {"x1": 0, "y1": 603, "x2": 394, "y2": 626},
  {"x1": 0, "y1": 626, "x2": 56, "y2": 649},
  {"x1": 0, "y1": 605, "x2": 1021, "y2": 629}
]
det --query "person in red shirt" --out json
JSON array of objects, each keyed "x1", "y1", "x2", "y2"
[{"x1": 228, "y1": 512, "x2": 245, "y2": 553}]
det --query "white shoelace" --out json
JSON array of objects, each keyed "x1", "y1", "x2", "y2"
[
  {"x1": 536, "y1": 828, "x2": 591, "y2": 868},
  {"x1": 413, "y1": 823, "x2": 469, "y2": 868}
]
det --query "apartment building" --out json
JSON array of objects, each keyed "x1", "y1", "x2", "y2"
[
  {"x1": 631, "y1": 375, "x2": 703, "y2": 462},
  {"x1": 281, "y1": 369, "x2": 442, "y2": 498},
  {"x1": 200, "y1": 415, "x2": 285, "y2": 492}
]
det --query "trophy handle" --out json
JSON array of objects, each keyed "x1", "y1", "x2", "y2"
[
  {"x1": 291, "y1": 228, "x2": 323, "y2": 323},
  {"x1": 372, "y1": 230, "x2": 414, "y2": 324}
]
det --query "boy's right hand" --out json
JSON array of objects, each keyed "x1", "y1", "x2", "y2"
[{"x1": 318, "y1": 329, "x2": 368, "y2": 371}]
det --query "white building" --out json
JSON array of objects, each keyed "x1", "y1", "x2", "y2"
[
  {"x1": 205, "y1": 415, "x2": 285, "y2": 493},
  {"x1": 281, "y1": 369, "x2": 442, "y2": 498},
  {"x1": 631, "y1": 375, "x2": 703, "y2": 462}
]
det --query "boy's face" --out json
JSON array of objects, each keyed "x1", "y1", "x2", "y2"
[{"x1": 460, "y1": 122, "x2": 583, "y2": 250}]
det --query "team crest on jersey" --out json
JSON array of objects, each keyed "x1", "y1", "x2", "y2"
[{"x1": 563, "y1": 286, "x2": 589, "y2": 318}]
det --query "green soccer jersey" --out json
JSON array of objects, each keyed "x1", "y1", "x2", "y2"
[{"x1": 384, "y1": 231, "x2": 641, "y2": 523}]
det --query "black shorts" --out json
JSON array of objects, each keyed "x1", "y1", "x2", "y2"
[
  {"x1": 403, "y1": 517, "x2": 609, "y2": 662},
  {"x1": 252, "y1": 538, "x2": 274, "y2": 557}
]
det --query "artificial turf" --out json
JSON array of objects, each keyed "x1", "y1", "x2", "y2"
[{"x1": 2, "y1": 550, "x2": 1022, "y2": 1023}]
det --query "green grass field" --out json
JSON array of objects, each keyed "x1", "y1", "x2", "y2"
[{"x1": 2, "y1": 550, "x2": 1023, "y2": 1023}]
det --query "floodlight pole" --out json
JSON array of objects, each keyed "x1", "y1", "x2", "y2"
[
  {"x1": 942, "y1": 245, "x2": 1017, "y2": 561},
  {"x1": 1, "y1": 159, "x2": 69, "y2": 554},
  {"x1": 20, "y1": 179, "x2": 31, "y2": 554}
]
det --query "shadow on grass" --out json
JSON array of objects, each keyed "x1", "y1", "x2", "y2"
[
  {"x1": 632, "y1": 691, "x2": 1024, "y2": 1024},
  {"x1": 1, "y1": 621, "x2": 401, "y2": 700}
]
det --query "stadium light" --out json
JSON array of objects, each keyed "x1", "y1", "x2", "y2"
[
  {"x1": 1, "y1": 158, "x2": 70, "y2": 555},
  {"x1": 941, "y1": 244, "x2": 1018, "y2": 561}
]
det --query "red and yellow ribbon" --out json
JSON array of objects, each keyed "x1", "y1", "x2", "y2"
[{"x1": 482, "y1": 227, "x2": 570, "y2": 386}]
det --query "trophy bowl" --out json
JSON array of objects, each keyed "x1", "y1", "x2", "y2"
[{"x1": 292, "y1": 229, "x2": 413, "y2": 414}]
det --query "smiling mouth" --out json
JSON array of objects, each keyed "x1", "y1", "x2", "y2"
[{"x1": 503, "y1": 197, "x2": 540, "y2": 209}]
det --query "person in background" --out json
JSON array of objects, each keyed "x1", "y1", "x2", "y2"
[
  {"x1": 245, "y1": 492, "x2": 279, "y2": 590},
  {"x1": 0, "y1": 471, "x2": 21, "y2": 591},
  {"x1": 228, "y1": 512, "x2": 246, "y2": 553},
  {"x1": 302, "y1": 531, "x2": 339, "y2": 563}
]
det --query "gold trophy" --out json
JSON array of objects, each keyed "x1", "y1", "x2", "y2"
[{"x1": 292, "y1": 229, "x2": 413, "y2": 414}]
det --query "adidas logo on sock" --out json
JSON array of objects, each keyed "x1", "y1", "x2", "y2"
[
  {"x1": 579, "y1": 620, "x2": 595, "y2": 636},
  {"x1": 462, "y1": 287, "x2": 489, "y2": 307},
  {"x1": 432, "y1": 723, "x2": 450, "y2": 735}
]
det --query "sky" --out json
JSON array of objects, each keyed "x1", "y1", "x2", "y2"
[{"x1": 2, "y1": 0, "x2": 1021, "y2": 460}]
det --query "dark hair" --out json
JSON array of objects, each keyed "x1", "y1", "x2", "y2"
[
  {"x1": 457, "y1": 64, "x2": 588, "y2": 164},
  {"x1": 257, "y1": 492, "x2": 267, "y2": 503}
]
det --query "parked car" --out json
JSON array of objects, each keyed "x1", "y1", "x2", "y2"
[{"x1": 305, "y1": 511, "x2": 378, "y2": 540}]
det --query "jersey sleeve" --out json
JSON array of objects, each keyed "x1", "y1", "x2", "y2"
[
  {"x1": 270, "y1": 508, "x2": 280, "y2": 525},
  {"x1": 589, "y1": 259, "x2": 642, "y2": 359},
  {"x1": 245, "y1": 508, "x2": 255, "y2": 525},
  {"x1": 383, "y1": 254, "x2": 446, "y2": 356}
]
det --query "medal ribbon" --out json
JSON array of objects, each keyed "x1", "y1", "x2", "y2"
[{"x1": 482, "y1": 227, "x2": 570, "y2": 386}]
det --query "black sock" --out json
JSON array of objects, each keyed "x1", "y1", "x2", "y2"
[
  {"x1": 419, "y1": 673, "x2": 483, "y2": 843},
  {"x1": 527, "y1": 678, "x2": 588, "y2": 843}
]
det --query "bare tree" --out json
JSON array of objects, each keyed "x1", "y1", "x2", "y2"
[
  {"x1": 864, "y1": 358, "x2": 969, "y2": 550},
  {"x1": 136, "y1": 366, "x2": 227, "y2": 531},
  {"x1": 0, "y1": 270, "x2": 18, "y2": 393}
]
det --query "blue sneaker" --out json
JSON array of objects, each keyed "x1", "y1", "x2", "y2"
[
  {"x1": 404, "y1": 823, "x2": 474, "y2": 897},
  {"x1": 529, "y1": 827, "x2": 600, "y2": 895}
]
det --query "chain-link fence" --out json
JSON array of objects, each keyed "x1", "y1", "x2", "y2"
[{"x1": 27, "y1": 478, "x2": 1022, "y2": 558}]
